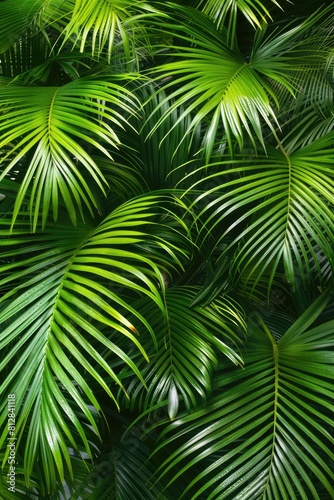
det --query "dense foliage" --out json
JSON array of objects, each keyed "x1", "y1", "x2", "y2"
[{"x1": 0, "y1": 0, "x2": 333, "y2": 498}]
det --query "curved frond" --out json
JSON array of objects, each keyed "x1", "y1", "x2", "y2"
[
  {"x1": 146, "y1": 4, "x2": 333, "y2": 160},
  {"x1": 0, "y1": 0, "x2": 46, "y2": 53},
  {"x1": 152, "y1": 292, "x2": 334, "y2": 499},
  {"x1": 198, "y1": 0, "x2": 283, "y2": 31},
  {"x1": 116, "y1": 83, "x2": 205, "y2": 191},
  {"x1": 283, "y1": 99, "x2": 334, "y2": 153},
  {"x1": 146, "y1": 9, "x2": 277, "y2": 160},
  {"x1": 187, "y1": 133, "x2": 334, "y2": 295},
  {"x1": 0, "y1": 76, "x2": 139, "y2": 229},
  {"x1": 58, "y1": 0, "x2": 152, "y2": 65},
  {"x1": 122, "y1": 287, "x2": 246, "y2": 419},
  {"x1": 1, "y1": 1, "x2": 333, "y2": 497},
  {"x1": 69, "y1": 410, "x2": 165, "y2": 500},
  {"x1": 0, "y1": 194, "x2": 191, "y2": 493}
]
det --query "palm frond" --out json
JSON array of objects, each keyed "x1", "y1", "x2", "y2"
[
  {"x1": 145, "y1": 4, "x2": 333, "y2": 161},
  {"x1": 1, "y1": 1, "x2": 334, "y2": 497},
  {"x1": 146, "y1": 8, "x2": 276, "y2": 160},
  {"x1": 121, "y1": 286, "x2": 246, "y2": 419},
  {"x1": 0, "y1": 76, "x2": 139, "y2": 229},
  {"x1": 186, "y1": 133, "x2": 334, "y2": 296},
  {"x1": 0, "y1": 0, "x2": 45, "y2": 53},
  {"x1": 68, "y1": 409, "x2": 167, "y2": 500},
  {"x1": 114, "y1": 83, "x2": 205, "y2": 191},
  {"x1": 0, "y1": 27, "x2": 50, "y2": 80},
  {"x1": 282, "y1": 99, "x2": 334, "y2": 153},
  {"x1": 58, "y1": 0, "x2": 151, "y2": 66},
  {"x1": 0, "y1": 194, "x2": 191, "y2": 493},
  {"x1": 151, "y1": 292, "x2": 334, "y2": 499},
  {"x1": 197, "y1": 0, "x2": 284, "y2": 33}
]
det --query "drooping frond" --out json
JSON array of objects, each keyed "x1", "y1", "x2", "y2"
[
  {"x1": 145, "y1": 4, "x2": 333, "y2": 161},
  {"x1": 152, "y1": 292, "x2": 334, "y2": 499},
  {"x1": 121, "y1": 286, "x2": 245, "y2": 419},
  {"x1": 0, "y1": 76, "x2": 139, "y2": 229},
  {"x1": 198, "y1": 0, "x2": 284, "y2": 31},
  {"x1": 0, "y1": 194, "x2": 192, "y2": 493}
]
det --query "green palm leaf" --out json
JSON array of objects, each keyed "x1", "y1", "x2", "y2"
[
  {"x1": 0, "y1": 76, "x2": 139, "y2": 229},
  {"x1": 282, "y1": 99, "x2": 334, "y2": 153},
  {"x1": 187, "y1": 133, "x2": 334, "y2": 296},
  {"x1": 152, "y1": 292, "x2": 334, "y2": 499},
  {"x1": 0, "y1": 194, "x2": 191, "y2": 493},
  {"x1": 114, "y1": 83, "x2": 204, "y2": 191},
  {"x1": 1, "y1": 1, "x2": 333, "y2": 498},
  {"x1": 59, "y1": 0, "x2": 152, "y2": 65},
  {"x1": 198, "y1": 0, "x2": 283, "y2": 31},
  {"x1": 145, "y1": 4, "x2": 333, "y2": 161},
  {"x1": 68, "y1": 410, "x2": 167, "y2": 500},
  {"x1": 0, "y1": 0, "x2": 46, "y2": 53},
  {"x1": 146, "y1": 10, "x2": 277, "y2": 160},
  {"x1": 0, "y1": 0, "x2": 153, "y2": 70},
  {"x1": 121, "y1": 286, "x2": 246, "y2": 419}
]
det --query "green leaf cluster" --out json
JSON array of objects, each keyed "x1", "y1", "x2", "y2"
[{"x1": 0, "y1": 0, "x2": 333, "y2": 498}]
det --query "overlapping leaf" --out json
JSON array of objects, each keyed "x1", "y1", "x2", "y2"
[
  {"x1": 68, "y1": 410, "x2": 166, "y2": 500},
  {"x1": 0, "y1": 77, "x2": 139, "y2": 229},
  {"x1": 198, "y1": 0, "x2": 283, "y2": 31},
  {"x1": 0, "y1": 0, "x2": 47, "y2": 53},
  {"x1": 152, "y1": 292, "x2": 334, "y2": 499},
  {"x1": 0, "y1": 0, "x2": 147, "y2": 66},
  {"x1": 0, "y1": 0, "x2": 334, "y2": 498},
  {"x1": 121, "y1": 287, "x2": 246, "y2": 419},
  {"x1": 146, "y1": 11, "x2": 277, "y2": 160},
  {"x1": 145, "y1": 4, "x2": 333, "y2": 160},
  {"x1": 0, "y1": 194, "x2": 191, "y2": 493},
  {"x1": 60, "y1": 0, "x2": 151, "y2": 65},
  {"x1": 185, "y1": 133, "x2": 334, "y2": 297}
]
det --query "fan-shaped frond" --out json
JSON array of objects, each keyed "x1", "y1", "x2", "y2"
[
  {"x1": 0, "y1": 77, "x2": 139, "y2": 229},
  {"x1": 146, "y1": 4, "x2": 333, "y2": 161},
  {"x1": 198, "y1": 0, "x2": 283, "y2": 31},
  {"x1": 68, "y1": 410, "x2": 166, "y2": 500},
  {"x1": 114, "y1": 83, "x2": 205, "y2": 191},
  {"x1": 58, "y1": 0, "x2": 152, "y2": 65},
  {"x1": 146, "y1": 11, "x2": 277, "y2": 160},
  {"x1": 0, "y1": 0, "x2": 45, "y2": 53},
  {"x1": 283, "y1": 99, "x2": 334, "y2": 153}
]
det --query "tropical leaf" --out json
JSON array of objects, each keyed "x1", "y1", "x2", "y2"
[
  {"x1": 151, "y1": 292, "x2": 334, "y2": 499},
  {"x1": 0, "y1": 0, "x2": 78, "y2": 56},
  {"x1": 145, "y1": 4, "x2": 333, "y2": 160},
  {"x1": 67, "y1": 409, "x2": 169, "y2": 500},
  {"x1": 58, "y1": 0, "x2": 155, "y2": 66},
  {"x1": 145, "y1": 5, "x2": 276, "y2": 160},
  {"x1": 120, "y1": 286, "x2": 246, "y2": 419},
  {"x1": 0, "y1": 194, "x2": 191, "y2": 493},
  {"x1": 197, "y1": 0, "x2": 284, "y2": 34},
  {"x1": 1, "y1": 0, "x2": 334, "y2": 498},
  {"x1": 0, "y1": 0, "x2": 156, "y2": 72},
  {"x1": 130, "y1": 84, "x2": 204, "y2": 191},
  {"x1": 0, "y1": 0, "x2": 46, "y2": 53},
  {"x1": 0, "y1": 76, "x2": 139, "y2": 229},
  {"x1": 282, "y1": 99, "x2": 334, "y2": 153},
  {"x1": 184, "y1": 132, "x2": 334, "y2": 298}
]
